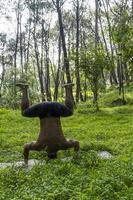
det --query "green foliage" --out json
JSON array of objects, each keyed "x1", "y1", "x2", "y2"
[
  {"x1": 79, "y1": 47, "x2": 109, "y2": 96},
  {"x1": 0, "y1": 86, "x2": 133, "y2": 199},
  {"x1": 79, "y1": 48, "x2": 106, "y2": 81},
  {"x1": 112, "y1": 5, "x2": 133, "y2": 78},
  {"x1": 99, "y1": 85, "x2": 133, "y2": 107},
  {"x1": 79, "y1": 47, "x2": 109, "y2": 110}
]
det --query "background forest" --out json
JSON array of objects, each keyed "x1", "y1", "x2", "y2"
[{"x1": 0, "y1": 0, "x2": 133, "y2": 109}]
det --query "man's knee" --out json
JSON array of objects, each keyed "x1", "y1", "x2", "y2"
[
  {"x1": 24, "y1": 143, "x2": 30, "y2": 150},
  {"x1": 61, "y1": 140, "x2": 80, "y2": 150},
  {"x1": 22, "y1": 109, "x2": 29, "y2": 117},
  {"x1": 22, "y1": 107, "x2": 33, "y2": 117},
  {"x1": 24, "y1": 141, "x2": 45, "y2": 152}
]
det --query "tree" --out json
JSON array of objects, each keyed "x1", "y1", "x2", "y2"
[
  {"x1": 52, "y1": 0, "x2": 74, "y2": 104},
  {"x1": 80, "y1": 48, "x2": 107, "y2": 110}
]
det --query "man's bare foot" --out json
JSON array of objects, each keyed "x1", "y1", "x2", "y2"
[
  {"x1": 16, "y1": 83, "x2": 29, "y2": 90},
  {"x1": 62, "y1": 82, "x2": 74, "y2": 88}
]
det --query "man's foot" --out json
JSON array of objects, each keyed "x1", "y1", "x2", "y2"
[
  {"x1": 23, "y1": 143, "x2": 30, "y2": 165},
  {"x1": 62, "y1": 82, "x2": 74, "y2": 88},
  {"x1": 16, "y1": 83, "x2": 29, "y2": 90},
  {"x1": 24, "y1": 158, "x2": 28, "y2": 166}
]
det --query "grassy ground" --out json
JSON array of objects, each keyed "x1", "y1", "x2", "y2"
[{"x1": 0, "y1": 87, "x2": 133, "y2": 200}]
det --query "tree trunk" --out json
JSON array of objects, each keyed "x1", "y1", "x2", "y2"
[
  {"x1": 56, "y1": 0, "x2": 71, "y2": 83},
  {"x1": 24, "y1": 17, "x2": 31, "y2": 80},
  {"x1": 123, "y1": 61, "x2": 129, "y2": 86},
  {"x1": 101, "y1": 0, "x2": 118, "y2": 85},
  {"x1": 99, "y1": 11, "x2": 118, "y2": 85},
  {"x1": 0, "y1": 55, "x2": 5, "y2": 97},
  {"x1": 20, "y1": 13, "x2": 24, "y2": 75},
  {"x1": 13, "y1": 3, "x2": 20, "y2": 108},
  {"x1": 40, "y1": 19, "x2": 46, "y2": 101},
  {"x1": 54, "y1": 35, "x2": 61, "y2": 101},
  {"x1": 84, "y1": 75, "x2": 87, "y2": 102},
  {"x1": 44, "y1": 29, "x2": 52, "y2": 101},
  {"x1": 94, "y1": 0, "x2": 99, "y2": 111},
  {"x1": 75, "y1": 0, "x2": 83, "y2": 102},
  {"x1": 55, "y1": 0, "x2": 74, "y2": 104},
  {"x1": 33, "y1": 7, "x2": 45, "y2": 101}
]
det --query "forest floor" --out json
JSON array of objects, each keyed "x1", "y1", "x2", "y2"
[{"x1": 0, "y1": 85, "x2": 133, "y2": 200}]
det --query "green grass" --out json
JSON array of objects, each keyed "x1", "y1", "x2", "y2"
[
  {"x1": 0, "y1": 86, "x2": 133, "y2": 199},
  {"x1": 99, "y1": 84, "x2": 133, "y2": 107}
]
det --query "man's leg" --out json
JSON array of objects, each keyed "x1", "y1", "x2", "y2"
[
  {"x1": 23, "y1": 141, "x2": 46, "y2": 165},
  {"x1": 61, "y1": 139, "x2": 80, "y2": 151}
]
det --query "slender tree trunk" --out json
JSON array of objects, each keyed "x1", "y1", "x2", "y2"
[
  {"x1": 24, "y1": 16, "x2": 31, "y2": 80},
  {"x1": 94, "y1": 0, "x2": 99, "y2": 111},
  {"x1": 99, "y1": 11, "x2": 118, "y2": 85},
  {"x1": 101, "y1": 0, "x2": 119, "y2": 86},
  {"x1": 124, "y1": 61, "x2": 129, "y2": 86},
  {"x1": 117, "y1": 52, "x2": 125, "y2": 102},
  {"x1": 54, "y1": 35, "x2": 61, "y2": 101},
  {"x1": 110, "y1": 70, "x2": 118, "y2": 85},
  {"x1": 13, "y1": 3, "x2": 20, "y2": 108},
  {"x1": 44, "y1": 29, "x2": 51, "y2": 101},
  {"x1": 109, "y1": 73, "x2": 113, "y2": 86},
  {"x1": 20, "y1": 13, "x2": 24, "y2": 75},
  {"x1": 0, "y1": 55, "x2": 5, "y2": 97},
  {"x1": 40, "y1": 19, "x2": 46, "y2": 101},
  {"x1": 33, "y1": 6, "x2": 45, "y2": 101},
  {"x1": 55, "y1": 0, "x2": 71, "y2": 83},
  {"x1": 84, "y1": 75, "x2": 87, "y2": 102},
  {"x1": 132, "y1": 0, "x2": 133, "y2": 14},
  {"x1": 75, "y1": 0, "x2": 83, "y2": 102},
  {"x1": 55, "y1": 0, "x2": 74, "y2": 104},
  {"x1": 33, "y1": 30, "x2": 45, "y2": 101}
]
